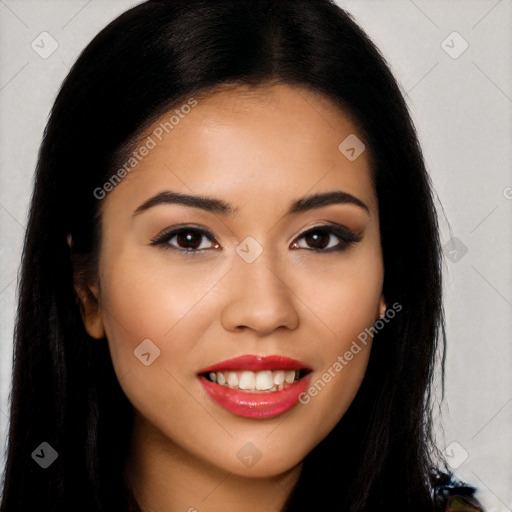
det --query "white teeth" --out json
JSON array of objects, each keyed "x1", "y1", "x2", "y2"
[
  {"x1": 239, "y1": 371, "x2": 256, "y2": 390},
  {"x1": 255, "y1": 370, "x2": 273, "y2": 390},
  {"x1": 207, "y1": 369, "x2": 303, "y2": 392},
  {"x1": 227, "y1": 372, "x2": 239, "y2": 387},
  {"x1": 284, "y1": 370, "x2": 296, "y2": 384},
  {"x1": 273, "y1": 370, "x2": 285, "y2": 386}
]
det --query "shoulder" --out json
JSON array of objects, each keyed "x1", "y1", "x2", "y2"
[{"x1": 435, "y1": 474, "x2": 485, "y2": 511}]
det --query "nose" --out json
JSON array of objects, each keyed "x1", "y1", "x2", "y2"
[{"x1": 220, "y1": 252, "x2": 300, "y2": 335}]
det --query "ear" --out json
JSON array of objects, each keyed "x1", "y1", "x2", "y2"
[
  {"x1": 377, "y1": 294, "x2": 387, "y2": 321},
  {"x1": 68, "y1": 234, "x2": 105, "y2": 340},
  {"x1": 74, "y1": 282, "x2": 106, "y2": 339}
]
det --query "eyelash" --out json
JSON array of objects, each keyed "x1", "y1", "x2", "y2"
[{"x1": 149, "y1": 225, "x2": 362, "y2": 255}]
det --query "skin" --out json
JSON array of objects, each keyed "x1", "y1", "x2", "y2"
[{"x1": 76, "y1": 82, "x2": 386, "y2": 512}]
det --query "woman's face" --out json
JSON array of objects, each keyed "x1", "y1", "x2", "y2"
[{"x1": 81, "y1": 83, "x2": 385, "y2": 478}]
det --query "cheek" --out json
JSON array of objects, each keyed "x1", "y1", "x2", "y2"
[
  {"x1": 290, "y1": 251, "x2": 383, "y2": 341},
  {"x1": 96, "y1": 253, "x2": 224, "y2": 432},
  {"x1": 293, "y1": 271, "x2": 380, "y2": 447},
  {"x1": 97, "y1": 249, "x2": 225, "y2": 377},
  {"x1": 288, "y1": 251, "x2": 383, "y2": 412}
]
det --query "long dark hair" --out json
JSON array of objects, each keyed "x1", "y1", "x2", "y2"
[{"x1": 1, "y1": 1, "x2": 455, "y2": 510}]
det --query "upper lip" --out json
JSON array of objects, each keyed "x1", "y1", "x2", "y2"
[{"x1": 198, "y1": 355, "x2": 312, "y2": 374}]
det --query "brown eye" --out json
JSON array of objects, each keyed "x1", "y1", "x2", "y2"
[
  {"x1": 150, "y1": 227, "x2": 219, "y2": 254},
  {"x1": 175, "y1": 229, "x2": 206, "y2": 250},
  {"x1": 291, "y1": 225, "x2": 362, "y2": 252},
  {"x1": 303, "y1": 230, "x2": 332, "y2": 250}
]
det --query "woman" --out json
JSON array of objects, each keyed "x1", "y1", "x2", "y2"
[{"x1": 0, "y1": 1, "x2": 485, "y2": 510}]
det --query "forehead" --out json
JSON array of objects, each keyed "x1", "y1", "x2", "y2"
[{"x1": 103, "y1": 83, "x2": 376, "y2": 215}]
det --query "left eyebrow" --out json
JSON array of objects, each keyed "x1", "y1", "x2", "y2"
[
  {"x1": 132, "y1": 189, "x2": 369, "y2": 217},
  {"x1": 289, "y1": 190, "x2": 369, "y2": 214}
]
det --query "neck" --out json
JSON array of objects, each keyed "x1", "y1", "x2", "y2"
[{"x1": 124, "y1": 412, "x2": 303, "y2": 512}]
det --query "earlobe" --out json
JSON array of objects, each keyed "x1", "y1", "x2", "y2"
[
  {"x1": 83, "y1": 313, "x2": 106, "y2": 340},
  {"x1": 377, "y1": 295, "x2": 387, "y2": 320}
]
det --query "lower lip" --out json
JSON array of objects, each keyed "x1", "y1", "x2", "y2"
[{"x1": 198, "y1": 374, "x2": 312, "y2": 419}]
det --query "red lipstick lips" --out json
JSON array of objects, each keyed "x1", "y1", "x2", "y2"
[{"x1": 197, "y1": 355, "x2": 312, "y2": 419}]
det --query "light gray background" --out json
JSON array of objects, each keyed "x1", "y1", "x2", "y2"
[{"x1": 0, "y1": 1, "x2": 510, "y2": 510}]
